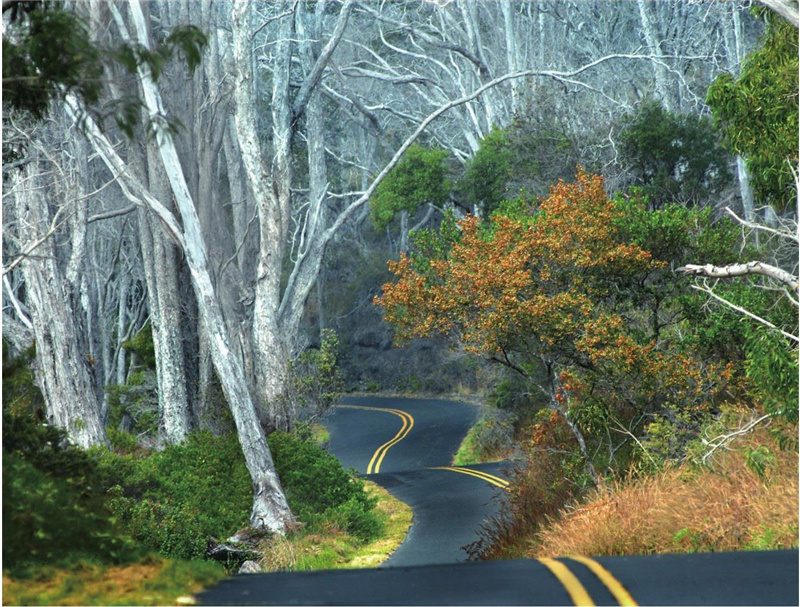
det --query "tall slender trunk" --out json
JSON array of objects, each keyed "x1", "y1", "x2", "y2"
[
  {"x1": 118, "y1": 0, "x2": 294, "y2": 532},
  {"x1": 14, "y1": 161, "x2": 108, "y2": 448},
  {"x1": 637, "y1": 0, "x2": 673, "y2": 111}
]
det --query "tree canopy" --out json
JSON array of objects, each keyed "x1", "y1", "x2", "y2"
[{"x1": 707, "y1": 12, "x2": 799, "y2": 209}]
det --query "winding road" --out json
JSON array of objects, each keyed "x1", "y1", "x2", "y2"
[
  {"x1": 324, "y1": 396, "x2": 509, "y2": 566},
  {"x1": 197, "y1": 395, "x2": 799, "y2": 605}
]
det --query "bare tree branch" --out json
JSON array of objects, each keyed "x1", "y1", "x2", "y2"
[
  {"x1": 292, "y1": 0, "x2": 354, "y2": 120},
  {"x1": 88, "y1": 204, "x2": 137, "y2": 224},
  {"x1": 678, "y1": 261, "x2": 799, "y2": 294},
  {"x1": 756, "y1": 0, "x2": 799, "y2": 27},
  {"x1": 725, "y1": 207, "x2": 799, "y2": 244}
]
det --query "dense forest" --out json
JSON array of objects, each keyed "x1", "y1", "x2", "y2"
[{"x1": 2, "y1": 0, "x2": 798, "y2": 601}]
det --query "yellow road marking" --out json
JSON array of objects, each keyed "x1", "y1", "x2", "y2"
[
  {"x1": 538, "y1": 558, "x2": 595, "y2": 606},
  {"x1": 432, "y1": 466, "x2": 510, "y2": 490},
  {"x1": 568, "y1": 556, "x2": 638, "y2": 606},
  {"x1": 339, "y1": 405, "x2": 414, "y2": 474}
]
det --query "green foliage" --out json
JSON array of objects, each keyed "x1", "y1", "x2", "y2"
[
  {"x1": 2, "y1": 2, "x2": 207, "y2": 138},
  {"x1": 3, "y1": 454, "x2": 137, "y2": 575},
  {"x1": 279, "y1": 329, "x2": 343, "y2": 426},
  {"x1": 2, "y1": 399, "x2": 138, "y2": 576},
  {"x1": 2, "y1": 342, "x2": 43, "y2": 414},
  {"x1": 2, "y1": 4, "x2": 102, "y2": 120},
  {"x1": 371, "y1": 144, "x2": 450, "y2": 229},
  {"x1": 267, "y1": 432, "x2": 381, "y2": 541},
  {"x1": 122, "y1": 323, "x2": 157, "y2": 369},
  {"x1": 613, "y1": 190, "x2": 739, "y2": 266},
  {"x1": 107, "y1": 426, "x2": 141, "y2": 453},
  {"x1": 98, "y1": 431, "x2": 253, "y2": 561},
  {"x1": 459, "y1": 127, "x2": 513, "y2": 215},
  {"x1": 641, "y1": 404, "x2": 707, "y2": 468},
  {"x1": 745, "y1": 445, "x2": 775, "y2": 479},
  {"x1": 743, "y1": 326, "x2": 799, "y2": 427},
  {"x1": 106, "y1": 373, "x2": 159, "y2": 436},
  {"x1": 707, "y1": 14, "x2": 798, "y2": 209},
  {"x1": 107, "y1": 324, "x2": 158, "y2": 435},
  {"x1": 459, "y1": 107, "x2": 583, "y2": 214},
  {"x1": 96, "y1": 428, "x2": 381, "y2": 560},
  {"x1": 618, "y1": 101, "x2": 731, "y2": 208}
]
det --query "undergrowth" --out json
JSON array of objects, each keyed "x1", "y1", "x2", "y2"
[
  {"x1": 3, "y1": 345, "x2": 386, "y2": 605},
  {"x1": 532, "y1": 424, "x2": 798, "y2": 557},
  {"x1": 258, "y1": 481, "x2": 412, "y2": 571}
]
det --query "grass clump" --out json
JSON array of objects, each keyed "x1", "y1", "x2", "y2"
[
  {"x1": 258, "y1": 481, "x2": 412, "y2": 571},
  {"x1": 531, "y1": 423, "x2": 798, "y2": 557},
  {"x1": 453, "y1": 418, "x2": 509, "y2": 465},
  {"x1": 2, "y1": 556, "x2": 225, "y2": 606}
]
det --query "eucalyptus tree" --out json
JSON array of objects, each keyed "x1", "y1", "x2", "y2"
[{"x1": 2, "y1": 116, "x2": 108, "y2": 448}]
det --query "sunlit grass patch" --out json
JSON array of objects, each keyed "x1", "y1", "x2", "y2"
[
  {"x1": 453, "y1": 419, "x2": 509, "y2": 465},
  {"x1": 2, "y1": 556, "x2": 225, "y2": 606},
  {"x1": 258, "y1": 480, "x2": 412, "y2": 571}
]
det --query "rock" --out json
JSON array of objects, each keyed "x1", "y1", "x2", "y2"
[
  {"x1": 238, "y1": 560, "x2": 263, "y2": 574},
  {"x1": 206, "y1": 536, "x2": 260, "y2": 562}
]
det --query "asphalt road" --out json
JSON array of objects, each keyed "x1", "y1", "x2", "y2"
[
  {"x1": 324, "y1": 395, "x2": 481, "y2": 474},
  {"x1": 196, "y1": 395, "x2": 800, "y2": 605},
  {"x1": 197, "y1": 549, "x2": 799, "y2": 605},
  {"x1": 323, "y1": 395, "x2": 509, "y2": 566}
]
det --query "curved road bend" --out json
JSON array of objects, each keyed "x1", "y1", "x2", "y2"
[
  {"x1": 323, "y1": 395, "x2": 511, "y2": 566},
  {"x1": 196, "y1": 396, "x2": 799, "y2": 605}
]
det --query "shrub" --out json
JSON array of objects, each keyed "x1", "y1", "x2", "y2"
[
  {"x1": 99, "y1": 429, "x2": 382, "y2": 560},
  {"x1": 2, "y1": 401, "x2": 138, "y2": 576},
  {"x1": 267, "y1": 432, "x2": 381, "y2": 541},
  {"x1": 275, "y1": 329, "x2": 343, "y2": 430},
  {"x1": 99, "y1": 431, "x2": 252, "y2": 560},
  {"x1": 532, "y1": 424, "x2": 798, "y2": 557},
  {"x1": 467, "y1": 411, "x2": 585, "y2": 560}
]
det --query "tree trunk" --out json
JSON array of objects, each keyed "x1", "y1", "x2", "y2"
[
  {"x1": 637, "y1": 0, "x2": 673, "y2": 111},
  {"x1": 544, "y1": 358, "x2": 600, "y2": 486},
  {"x1": 125, "y1": 0, "x2": 293, "y2": 531},
  {"x1": 14, "y1": 161, "x2": 108, "y2": 448},
  {"x1": 145, "y1": 147, "x2": 192, "y2": 444}
]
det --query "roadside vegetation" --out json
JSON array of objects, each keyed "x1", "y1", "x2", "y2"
[
  {"x1": 2, "y1": 345, "x2": 409, "y2": 604},
  {"x1": 379, "y1": 10, "x2": 798, "y2": 561}
]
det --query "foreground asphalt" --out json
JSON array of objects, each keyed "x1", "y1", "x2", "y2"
[
  {"x1": 196, "y1": 396, "x2": 800, "y2": 605},
  {"x1": 196, "y1": 549, "x2": 799, "y2": 605}
]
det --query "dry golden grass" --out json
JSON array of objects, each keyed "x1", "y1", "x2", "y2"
[{"x1": 533, "y1": 426, "x2": 798, "y2": 557}]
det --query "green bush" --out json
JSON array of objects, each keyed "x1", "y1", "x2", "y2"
[
  {"x1": 3, "y1": 454, "x2": 137, "y2": 575},
  {"x1": 99, "y1": 429, "x2": 382, "y2": 560},
  {"x1": 99, "y1": 431, "x2": 252, "y2": 560},
  {"x1": 267, "y1": 432, "x2": 381, "y2": 540},
  {"x1": 2, "y1": 401, "x2": 138, "y2": 576}
]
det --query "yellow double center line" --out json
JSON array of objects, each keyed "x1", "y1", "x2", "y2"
[
  {"x1": 538, "y1": 556, "x2": 638, "y2": 606},
  {"x1": 431, "y1": 465, "x2": 511, "y2": 490},
  {"x1": 339, "y1": 405, "x2": 414, "y2": 474}
]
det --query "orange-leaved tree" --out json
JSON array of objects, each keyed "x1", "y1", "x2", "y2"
[{"x1": 377, "y1": 170, "x2": 729, "y2": 483}]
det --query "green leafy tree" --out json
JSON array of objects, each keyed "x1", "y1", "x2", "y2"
[
  {"x1": 2, "y1": 1, "x2": 207, "y2": 137},
  {"x1": 459, "y1": 119, "x2": 581, "y2": 215},
  {"x1": 618, "y1": 101, "x2": 732, "y2": 209},
  {"x1": 370, "y1": 144, "x2": 450, "y2": 229},
  {"x1": 459, "y1": 127, "x2": 513, "y2": 215},
  {"x1": 706, "y1": 12, "x2": 799, "y2": 209}
]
